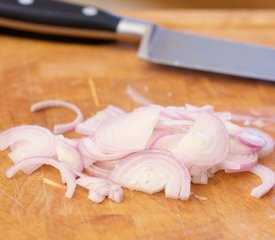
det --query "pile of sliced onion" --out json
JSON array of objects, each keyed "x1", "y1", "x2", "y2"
[{"x1": 0, "y1": 99, "x2": 274, "y2": 203}]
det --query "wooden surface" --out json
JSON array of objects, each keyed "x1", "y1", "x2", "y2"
[{"x1": 0, "y1": 10, "x2": 275, "y2": 240}]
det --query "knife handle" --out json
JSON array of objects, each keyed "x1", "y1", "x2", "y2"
[{"x1": 0, "y1": 0, "x2": 149, "y2": 40}]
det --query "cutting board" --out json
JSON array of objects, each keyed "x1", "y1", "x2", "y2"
[{"x1": 0, "y1": 10, "x2": 274, "y2": 240}]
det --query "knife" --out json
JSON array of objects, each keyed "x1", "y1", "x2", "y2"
[{"x1": 1, "y1": 0, "x2": 275, "y2": 81}]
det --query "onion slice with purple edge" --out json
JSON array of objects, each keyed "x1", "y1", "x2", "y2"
[
  {"x1": 76, "y1": 175, "x2": 123, "y2": 203},
  {"x1": 75, "y1": 105, "x2": 125, "y2": 136},
  {"x1": 109, "y1": 149, "x2": 191, "y2": 200},
  {"x1": 5, "y1": 157, "x2": 76, "y2": 198},
  {"x1": 248, "y1": 164, "x2": 275, "y2": 198},
  {"x1": 56, "y1": 136, "x2": 84, "y2": 172},
  {"x1": 238, "y1": 128, "x2": 274, "y2": 158},
  {"x1": 0, "y1": 125, "x2": 55, "y2": 174},
  {"x1": 78, "y1": 137, "x2": 129, "y2": 161},
  {"x1": 95, "y1": 106, "x2": 159, "y2": 153},
  {"x1": 222, "y1": 152, "x2": 258, "y2": 172},
  {"x1": 158, "y1": 112, "x2": 230, "y2": 167},
  {"x1": 31, "y1": 99, "x2": 84, "y2": 134}
]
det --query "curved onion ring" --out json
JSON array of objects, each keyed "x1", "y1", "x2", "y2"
[
  {"x1": 240, "y1": 128, "x2": 274, "y2": 158},
  {"x1": 159, "y1": 112, "x2": 230, "y2": 167},
  {"x1": 75, "y1": 105, "x2": 124, "y2": 136},
  {"x1": 95, "y1": 106, "x2": 159, "y2": 153},
  {"x1": 248, "y1": 164, "x2": 275, "y2": 198},
  {"x1": 5, "y1": 157, "x2": 76, "y2": 198},
  {"x1": 109, "y1": 149, "x2": 190, "y2": 200},
  {"x1": 222, "y1": 152, "x2": 258, "y2": 173},
  {"x1": 31, "y1": 99, "x2": 84, "y2": 134},
  {"x1": 56, "y1": 137, "x2": 83, "y2": 172}
]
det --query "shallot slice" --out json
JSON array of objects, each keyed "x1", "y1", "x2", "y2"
[
  {"x1": 5, "y1": 157, "x2": 76, "y2": 198},
  {"x1": 159, "y1": 112, "x2": 230, "y2": 167},
  {"x1": 248, "y1": 164, "x2": 275, "y2": 198},
  {"x1": 76, "y1": 175, "x2": 123, "y2": 203},
  {"x1": 240, "y1": 128, "x2": 274, "y2": 158},
  {"x1": 75, "y1": 105, "x2": 125, "y2": 136},
  {"x1": 95, "y1": 106, "x2": 159, "y2": 153},
  {"x1": 56, "y1": 137, "x2": 83, "y2": 172},
  {"x1": 31, "y1": 99, "x2": 84, "y2": 134},
  {"x1": 109, "y1": 149, "x2": 191, "y2": 200},
  {"x1": 222, "y1": 152, "x2": 258, "y2": 172},
  {"x1": 78, "y1": 137, "x2": 129, "y2": 161},
  {"x1": 0, "y1": 125, "x2": 55, "y2": 167}
]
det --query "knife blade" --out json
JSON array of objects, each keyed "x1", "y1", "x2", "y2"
[{"x1": 1, "y1": 0, "x2": 275, "y2": 81}]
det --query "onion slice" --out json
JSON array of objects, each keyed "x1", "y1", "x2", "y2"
[
  {"x1": 0, "y1": 125, "x2": 55, "y2": 162},
  {"x1": 109, "y1": 149, "x2": 191, "y2": 200},
  {"x1": 31, "y1": 99, "x2": 84, "y2": 134},
  {"x1": 248, "y1": 164, "x2": 275, "y2": 198},
  {"x1": 95, "y1": 106, "x2": 159, "y2": 153},
  {"x1": 76, "y1": 175, "x2": 123, "y2": 203},
  {"x1": 160, "y1": 112, "x2": 230, "y2": 167},
  {"x1": 75, "y1": 105, "x2": 125, "y2": 136},
  {"x1": 5, "y1": 157, "x2": 76, "y2": 198},
  {"x1": 56, "y1": 137, "x2": 83, "y2": 172}
]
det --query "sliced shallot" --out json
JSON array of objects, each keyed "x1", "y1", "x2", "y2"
[
  {"x1": 159, "y1": 112, "x2": 230, "y2": 167},
  {"x1": 109, "y1": 149, "x2": 191, "y2": 200},
  {"x1": 248, "y1": 164, "x2": 275, "y2": 198},
  {"x1": 5, "y1": 157, "x2": 76, "y2": 198},
  {"x1": 95, "y1": 106, "x2": 159, "y2": 153},
  {"x1": 31, "y1": 99, "x2": 84, "y2": 134}
]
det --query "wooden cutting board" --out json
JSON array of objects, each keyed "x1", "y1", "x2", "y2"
[{"x1": 0, "y1": 10, "x2": 275, "y2": 240}]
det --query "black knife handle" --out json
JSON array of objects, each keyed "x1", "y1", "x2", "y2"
[{"x1": 0, "y1": 0, "x2": 121, "y2": 32}]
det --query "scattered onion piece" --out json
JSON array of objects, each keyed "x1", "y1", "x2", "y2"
[
  {"x1": 75, "y1": 105, "x2": 124, "y2": 136},
  {"x1": 109, "y1": 149, "x2": 191, "y2": 200},
  {"x1": 94, "y1": 106, "x2": 159, "y2": 153},
  {"x1": 5, "y1": 157, "x2": 76, "y2": 198},
  {"x1": 248, "y1": 164, "x2": 275, "y2": 198},
  {"x1": 31, "y1": 99, "x2": 84, "y2": 134}
]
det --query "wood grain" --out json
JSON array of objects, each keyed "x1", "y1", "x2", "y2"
[{"x1": 0, "y1": 10, "x2": 275, "y2": 240}]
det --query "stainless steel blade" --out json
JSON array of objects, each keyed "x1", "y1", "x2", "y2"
[{"x1": 137, "y1": 26, "x2": 275, "y2": 81}]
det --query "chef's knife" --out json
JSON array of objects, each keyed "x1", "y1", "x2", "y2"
[{"x1": 1, "y1": 0, "x2": 275, "y2": 81}]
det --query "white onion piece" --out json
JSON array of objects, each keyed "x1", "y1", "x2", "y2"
[
  {"x1": 222, "y1": 152, "x2": 258, "y2": 172},
  {"x1": 75, "y1": 105, "x2": 125, "y2": 135},
  {"x1": 5, "y1": 157, "x2": 76, "y2": 198},
  {"x1": 223, "y1": 120, "x2": 243, "y2": 136},
  {"x1": 161, "y1": 112, "x2": 229, "y2": 166},
  {"x1": 31, "y1": 99, "x2": 84, "y2": 134},
  {"x1": 214, "y1": 111, "x2": 232, "y2": 121},
  {"x1": 238, "y1": 129, "x2": 266, "y2": 148},
  {"x1": 185, "y1": 104, "x2": 214, "y2": 113},
  {"x1": 248, "y1": 164, "x2": 275, "y2": 198},
  {"x1": 85, "y1": 165, "x2": 111, "y2": 179},
  {"x1": 78, "y1": 137, "x2": 129, "y2": 161},
  {"x1": 109, "y1": 150, "x2": 191, "y2": 200},
  {"x1": 76, "y1": 175, "x2": 123, "y2": 203},
  {"x1": 56, "y1": 137, "x2": 83, "y2": 172},
  {"x1": 95, "y1": 106, "x2": 159, "y2": 153},
  {"x1": 241, "y1": 128, "x2": 274, "y2": 158},
  {"x1": 229, "y1": 138, "x2": 258, "y2": 154},
  {"x1": 0, "y1": 125, "x2": 55, "y2": 162}
]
